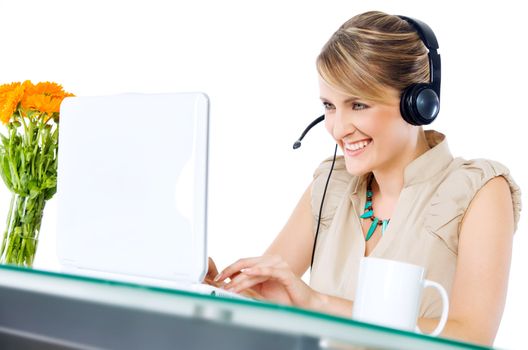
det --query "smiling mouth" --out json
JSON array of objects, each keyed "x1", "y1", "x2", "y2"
[{"x1": 344, "y1": 139, "x2": 372, "y2": 152}]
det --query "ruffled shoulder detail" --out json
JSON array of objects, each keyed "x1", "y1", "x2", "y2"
[
  {"x1": 311, "y1": 156, "x2": 354, "y2": 235},
  {"x1": 424, "y1": 158, "x2": 522, "y2": 254}
]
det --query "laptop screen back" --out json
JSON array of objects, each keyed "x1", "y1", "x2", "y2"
[{"x1": 56, "y1": 93, "x2": 209, "y2": 284}]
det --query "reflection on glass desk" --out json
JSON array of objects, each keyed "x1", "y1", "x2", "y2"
[{"x1": 0, "y1": 265, "x2": 492, "y2": 350}]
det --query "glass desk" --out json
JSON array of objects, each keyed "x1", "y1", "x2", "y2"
[{"x1": 0, "y1": 265, "x2": 492, "y2": 350}]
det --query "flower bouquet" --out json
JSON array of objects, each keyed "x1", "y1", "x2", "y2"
[{"x1": 0, "y1": 81, "x2": 73, "y2": 267}]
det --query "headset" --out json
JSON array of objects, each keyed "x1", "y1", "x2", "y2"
[
  {"x1": 293, "y1": 15, "x2": 441, "y2": 268},
  {"x1": 398, "y1": 16, "x2": 441, "y2": 126}
]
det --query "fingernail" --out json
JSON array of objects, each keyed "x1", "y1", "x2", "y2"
[{"x1": 214, "y1": 273, "x2": 222, "y2": 282}]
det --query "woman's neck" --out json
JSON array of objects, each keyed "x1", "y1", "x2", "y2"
[{"x1": 372, "y1": 130, "x2": 431, "y2": 200}]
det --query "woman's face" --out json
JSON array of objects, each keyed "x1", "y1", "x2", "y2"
[{"x1": 319, "y1": 77, "x2": 416, "y2": 176}]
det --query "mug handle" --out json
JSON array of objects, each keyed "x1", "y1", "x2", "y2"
[{"x1": 415, "y1": 280, "x2": 449, "y2": 337}]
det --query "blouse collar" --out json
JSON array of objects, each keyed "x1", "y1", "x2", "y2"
[
  {"x1": 350, "y1": 130, "x2": 453, "y2": 195},
  {"x1": 403, "y1": 130, "x2": 453, "y2": 186}
]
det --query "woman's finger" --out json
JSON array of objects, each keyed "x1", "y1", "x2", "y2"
[
  {"x1": 244, "y1": 266, "x2": 314, "y2": 308},
  {"x1": 239, "y1": 288, "x2": 265, "y2": 300},
  {"x1": 215, "y1": 256, "x2": 265, "y2": 282},
  {"x1": 244, "y1": 266, "x2": 295, "y2": 287},
  {"x1": 206, "y1": 257, "x2": 219, "y2": 280},
  {"x1": 218, "y1": 255, "x2": 284, "y2": 286},
  {"x1": 227, "y1": 274, "x2": 269, "y2": 294},
  {"x1": 222, "y1": 268, "x2": 250, "y2": 287}
]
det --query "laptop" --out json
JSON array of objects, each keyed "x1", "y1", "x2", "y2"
[{"x1": 56, "y1": 92, "x2": 246, "y2": 300}]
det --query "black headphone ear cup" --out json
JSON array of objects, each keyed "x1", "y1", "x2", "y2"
[
  {"x1": 400, "y1": 83, "x2": 439, "y2": 126},
  {"x1": 400, "y1": 84, "x2": 421, "y2": 125}
]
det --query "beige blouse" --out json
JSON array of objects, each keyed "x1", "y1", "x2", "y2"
[{"x1": 309, "y1": 130, "x2": 522, "y2": 318}]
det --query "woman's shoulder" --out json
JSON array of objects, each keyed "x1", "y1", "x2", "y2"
[
  {"x1": 433, "y1": 157, "x2": 521, "y2": 230},
  {"x1": 449, "y1": 157, "x2": 513, "y2": 177},
  {"x1": 443, "y1": 157, "x2": 520, "y2": 196}
]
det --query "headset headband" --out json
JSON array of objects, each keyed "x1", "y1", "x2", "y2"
[{"x1": 398, "y1": 15, "x2": 441, "y2": 99}]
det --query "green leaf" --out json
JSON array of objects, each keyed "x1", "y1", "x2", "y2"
[{"x1": 0, "y1": 116, "x2": 59, "y2": 211}]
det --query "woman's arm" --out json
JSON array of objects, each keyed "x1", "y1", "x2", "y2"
[
  {"x1": 262, "y1": 183, "x2": 316, "y2": 277},
  {"x1": 209, "y1": 183, "x2": 313, "y2": 282},
  {"x1": 418, "y1": 175, "x2": 514, "y2": 345},
  {"x1": 214, "y1": 183, "x2": 317, "y2": 303}
]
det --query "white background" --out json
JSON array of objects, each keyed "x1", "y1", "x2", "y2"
[{"x1": 0, "y1": 0, "x2": 526, "y2": 349}]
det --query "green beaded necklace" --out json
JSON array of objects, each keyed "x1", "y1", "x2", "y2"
[{"x1": 359, "y1": 176, "x2": 390, "y2": 241}]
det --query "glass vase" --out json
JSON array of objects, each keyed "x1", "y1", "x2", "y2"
[{"x1": 0, "y1": 192, "x2": 47, "y2": 267}]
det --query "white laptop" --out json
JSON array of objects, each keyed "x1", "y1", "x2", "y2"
[{"x1": 56, "y1": 92, "x2": 245, "y2": 299}]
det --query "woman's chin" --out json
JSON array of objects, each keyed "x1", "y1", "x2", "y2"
[{"x1": 344, "y1": 161, "x2": 371, "y2": 177}]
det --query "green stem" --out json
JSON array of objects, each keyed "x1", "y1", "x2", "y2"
[
  {"x1": 1, "y1": 193, "x2": 46, "y2": 267},
  {"x1": 7, "y1": 125, "x2": 22, "y2": 192},
  {"x1": 0, "y1": 194, "x2": 16, "y2": 257},
  {"x1": 0, "y1": 112, "x2": 57, "y2": 267}
]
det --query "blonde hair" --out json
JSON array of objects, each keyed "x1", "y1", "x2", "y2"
[{"x1": 316, "y1": 11, "x2": 430, "y2": 104}]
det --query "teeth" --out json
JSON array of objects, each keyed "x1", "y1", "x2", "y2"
[{"x1": 345, "y1": 140, "x2": 371, "y2": 151}]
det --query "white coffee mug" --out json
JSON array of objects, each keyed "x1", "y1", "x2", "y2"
[{"x1": 352, "y1": 257, "x2": 449, "y2": 336}]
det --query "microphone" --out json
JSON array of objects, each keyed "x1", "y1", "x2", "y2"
[{"x1": 292, "y1": 115, "x2": 325, "y2": 149}]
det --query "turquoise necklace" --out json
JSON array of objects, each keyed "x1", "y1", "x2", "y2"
[{"x1": 360, "y1": 176, "x2": 390, "y2": 241}]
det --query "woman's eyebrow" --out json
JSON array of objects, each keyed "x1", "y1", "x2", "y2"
[{"x1": 319, "y1": 96, "x2": 361, "y2": 103}]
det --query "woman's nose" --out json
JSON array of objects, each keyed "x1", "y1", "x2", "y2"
[{"x1": 333, "y1": 109, "x2": 354, "y2": 140}]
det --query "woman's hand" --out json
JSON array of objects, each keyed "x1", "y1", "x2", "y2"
[
  {"x1": 203, "y1": 257, "x2": 261, "y2": 299},
  {"x1": 203, "y1": 257, "x2": 223, "y2": 288},
  {"x1": 214, "y1": 255, "x2": 319, "y2": 308}
]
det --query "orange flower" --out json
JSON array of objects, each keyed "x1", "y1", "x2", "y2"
[
  {"x1": 23, "y1": 81, "x2": 72, "y2": 99},
  {"x1": 22, "y1": 81, "x2": 74, "y2": 116},
  {"x1": 0, "y1": 85, "x2": 25, "y2": 124},
  {"x1": 1, "y1": 81, "x2": 74, "y2": 123},
  {"x1": 21, "y1": 94, "x2": 62, "y2": 115},
  {"x1": 0, "y1": 82, "x2": 22, "y2": 95}
]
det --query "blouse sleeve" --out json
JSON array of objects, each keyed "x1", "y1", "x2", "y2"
[
  {"x1": 424, "y1": 158, "x2": 522, "y2": 254},
  {"x1": 311, "y1": 156, "x2": 353, "y2": 236}
]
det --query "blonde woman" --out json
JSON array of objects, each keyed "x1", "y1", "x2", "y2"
[{"x1": 207, "y1": 11, "x2": 521, "y2": 346}]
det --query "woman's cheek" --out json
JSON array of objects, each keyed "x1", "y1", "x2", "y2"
[{"x1": 324, "y1": 118, "x2": 334, "y2": 137}]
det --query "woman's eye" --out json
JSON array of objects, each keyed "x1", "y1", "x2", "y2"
[
  {"x1": 352, "y1": 102, "x2": 368, "y2": 110},
  {"x1": 322, "y1": 102, "x2": 335, "y2": 110}
]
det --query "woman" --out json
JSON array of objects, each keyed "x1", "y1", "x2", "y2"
[{"x1": 207, "y1": 11, "x2": 521, "y2": 346}]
